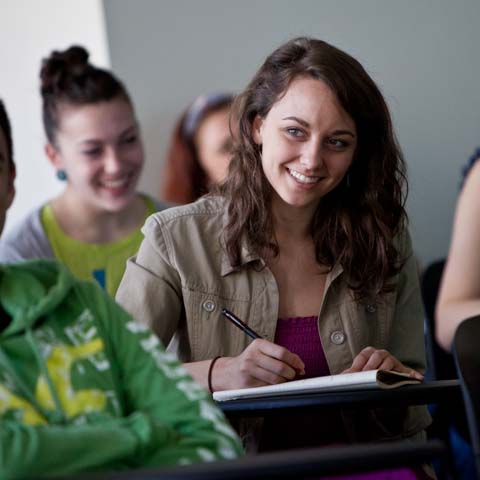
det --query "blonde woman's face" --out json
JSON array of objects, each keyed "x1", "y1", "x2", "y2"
[
  {"x1": 194, "y1": 106, "x2": 232, "y2": 185},
  {"x1": 253, "y1": 76, "x2": 357, "y2": 215},
  {"x1": 50, "y1": 98, "x2": 144, "y2": 212}
]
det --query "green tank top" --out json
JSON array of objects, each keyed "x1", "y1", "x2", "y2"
[{"x1": 41, "y1": 196, "x2": 156, "y2": 296}]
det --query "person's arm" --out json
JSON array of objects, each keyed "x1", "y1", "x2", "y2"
[
  {"x1": 0, "y1": 208, "x2": 54, "y2": 262},
  {"x1": 192, "y1": 340, "x2": 305, "y2": 391},
  {"x1": 436, "y1": 161, "x2": 480, "y2": 351},
  {"x1": 0, "y1": 412, "x2": 162, "y2": 479},
  {"x1": 116, "y1": 216, "x2": 183, "y2": 350},
  {"x1": 0, "y1": 281, "x2": 241, "y2": 479},
  {"x1": 116, "y1": 216, "x2": 304, "y2": 391},
  {"x1": 99, "y1": 282, "x2": 243, "y2": 466}
]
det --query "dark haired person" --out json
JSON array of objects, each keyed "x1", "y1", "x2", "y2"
[
  {"x1": 0, "y1": 99, "x2": 241, "y2": 479},
  {"x1": 117, "y1": 38, "x2": 432, "y2": 477},
  {"x1": 0, "y1": 46, "x2": 168, "y2": 296},
  {"x1": 162, "y1": 93, "x2": 234, "y2": 204}
]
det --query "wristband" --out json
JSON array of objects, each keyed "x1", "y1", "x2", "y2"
[{"x1": 208, "y1": 356, "x2": 222, "y2": 393}]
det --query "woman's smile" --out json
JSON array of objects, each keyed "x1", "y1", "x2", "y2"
[{"x1": 286, "y1": 167, "x2": 323, "y2": 185}]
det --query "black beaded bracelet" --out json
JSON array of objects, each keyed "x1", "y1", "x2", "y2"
[{"x1": 208, "y1": 356, "x2": 221, "y2": 393}]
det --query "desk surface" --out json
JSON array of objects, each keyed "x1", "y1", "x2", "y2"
[{"x1": 218, "y1": 379, "x2": 460, "y2": 417}]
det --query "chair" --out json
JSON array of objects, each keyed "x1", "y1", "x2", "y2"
[
  {"x1": 421, "y1": 259, "x2": 457, "y2": 382},
  {"x1": 453, "y1": 315, "x2": 480, "y2": 478},
  {"x1": 421, "y1": 260, "x2": 470, "y2": 438},
  {"x1": 421, "y1": 259, "x2": 475, "y2": 478}
]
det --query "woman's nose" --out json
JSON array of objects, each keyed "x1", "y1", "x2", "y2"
[
  {"x1": 103, "y1": 148, "x2": 122, "y2": 173},
  {"x1": 300, "y1": 140, "x2": 324, "y2": 170}
]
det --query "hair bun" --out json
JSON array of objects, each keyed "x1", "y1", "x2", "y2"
[{"x1": 40, "y1": 45, "x2": 90, "y2": 94}]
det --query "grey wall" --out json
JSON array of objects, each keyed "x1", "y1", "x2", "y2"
[{"x1": 103, "y1": 0, "x2": 480, "y2": 267}]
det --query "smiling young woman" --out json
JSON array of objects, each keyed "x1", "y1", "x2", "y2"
[
  {"x1": 0, "y1": 46, "x2": 168, "y2": 296},
  {"x1": 117, "y1": 37, "x2": 432, "y2": 477}
]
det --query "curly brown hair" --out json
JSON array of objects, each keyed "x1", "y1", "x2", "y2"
[{"x1": 221, "y1": 37, "x2": 408, "y2": 301}]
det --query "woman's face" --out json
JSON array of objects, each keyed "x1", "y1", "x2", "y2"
[
  {"x1": 194, "y1": 106, "x2": 232, "y2": 185},
  {"x1": 253, "y1": 76, "x2": 357, "y2": 215},
  {"x1": 49, "y1": 98, "x2": 144, "y2": 212}
]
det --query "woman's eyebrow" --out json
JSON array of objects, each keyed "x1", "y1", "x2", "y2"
[
  {"x1": 119, "y1": 124, "x2": 138, "y2": 137},
  {"x1": 282, "y1": 116, "x2": 309, "y2": 127},
  {"x1": 281, "y1": 117, "x2": 356, "y2": 138},
  {"x1": 77, "y1": 125, "x2": 138, "y2": 146},
  {"x1": 331, "y1": 129, "x2": 356, "y2": 138}
]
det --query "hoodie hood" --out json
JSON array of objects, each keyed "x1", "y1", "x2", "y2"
[{"x1": 0, "y1": 260, "x2": 75, "y2": 336}]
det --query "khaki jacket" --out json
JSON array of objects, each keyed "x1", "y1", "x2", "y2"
[{"x1": 117, "y1": 196, "x2": 431, "y2": 442}]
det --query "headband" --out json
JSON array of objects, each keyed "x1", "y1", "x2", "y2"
[{"x1": 182, "y1": 92, "x2": 233, "y2": 139}]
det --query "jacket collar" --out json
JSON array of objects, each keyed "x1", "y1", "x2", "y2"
[
  {"x1": 220, "y1": 235, "x2": 345, "y2": 281},
  {"x1": 220, "y1": 235, "x2": 264, "y2": 276},
  {"x1": 325, "y1": 263, "x2": 344, "y2": 290}
]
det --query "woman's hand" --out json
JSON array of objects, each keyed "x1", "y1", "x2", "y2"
[
  {"x1": 213, "y1": 339, "x2": 305, "y2": 390},
  {"x1": 342, "y1": 346, "x2": 424, "y2": 380}
]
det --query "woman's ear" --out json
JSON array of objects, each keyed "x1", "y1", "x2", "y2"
[
  {"x1": 45, "y1": 143, "x2": 63, "y2": 170},
  {"x1": 252, "y1": 115, "x2": 264, "y2": 146}
]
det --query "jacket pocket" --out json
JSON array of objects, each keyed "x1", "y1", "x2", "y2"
[
  {"x1": 341, "y1": 298, "x2": 394, "y2": 351},
  {"x1": 183, "y1": 288, "x2": 257, "y2": 361}
]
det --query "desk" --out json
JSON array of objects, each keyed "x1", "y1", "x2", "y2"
[
  {"x1": 65, "y1": 382, "x2": 456, "y2": 479},
  {"x1": 81, "y1": 440, "x2": 446, "y2": 480},
  {"x1": 218, "y1": 379, "x2": 460, "y2": 417}
]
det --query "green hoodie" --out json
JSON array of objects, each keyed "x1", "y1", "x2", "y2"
[{"x1": 0, "y1": 260, "x2": 242, "y2": 479}]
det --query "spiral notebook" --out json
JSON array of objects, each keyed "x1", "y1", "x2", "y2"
[{"x1": 213, "y1": 369, "x2": 421, "y2": 402}]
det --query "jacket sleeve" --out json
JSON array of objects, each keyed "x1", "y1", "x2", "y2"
[
  {"x1": 0, "y1": 412, "x2": 163, "y2": 479},
  {"x1": 116, "y1": 215, "x2": 182, "y2": 346},
  {"x1": 387, "y1": 228, "x2": 427, "y2": 373},
  {"x1": 97, "y1": 283, "x2": 243, "y2": 467}
]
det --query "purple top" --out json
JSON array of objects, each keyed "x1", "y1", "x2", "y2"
[
  {"x1": 274, "y1": 315, "x2": 329, "y2": 378},
  {"x1": 270, "y1": 316, "x2": 431, "y2": 480},
  {"x1": 320, "y1": 471, "x2": 425, "y2": 480}
]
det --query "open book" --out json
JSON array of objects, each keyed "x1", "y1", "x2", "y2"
[{"x1": 213, "y1": 369, "x2": 421, "y2": 402}]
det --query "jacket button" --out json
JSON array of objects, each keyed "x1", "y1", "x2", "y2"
[
  {"x1": 202, "y1": 300, "x2": 216, "y2": 312},
  {"x1": 365, "y1": 303, "x2": 377, "y2": 314},
  {"x1": 330, "y1": 330, "x2": 345, "y2": 345}
]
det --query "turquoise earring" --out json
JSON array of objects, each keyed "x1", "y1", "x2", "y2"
[{"x1": 56, "y1": 170, "x2": 67, "y2": 181}]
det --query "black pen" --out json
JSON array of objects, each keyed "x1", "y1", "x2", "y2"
[{"x1": 221, "y1": 308, "x2": 262, "y2": 340}]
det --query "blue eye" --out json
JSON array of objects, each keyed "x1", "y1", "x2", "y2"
[{"x1": 286, "y1": 127, "x2": 305, "y2": 138}]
